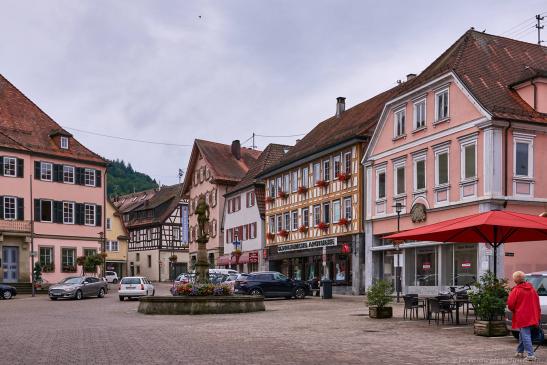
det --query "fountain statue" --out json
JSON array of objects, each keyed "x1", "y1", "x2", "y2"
[{"x1": 195, "y1": 195, "x2": 210, "y2": 284}]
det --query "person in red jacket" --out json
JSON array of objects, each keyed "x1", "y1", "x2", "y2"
[{"x1": 507, "y1": 271, "x2": 541, "y2": 361}]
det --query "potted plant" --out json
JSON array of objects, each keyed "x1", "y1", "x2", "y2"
[
  {"x1": 337, "y1": 218, "x2": 349, "y2": 226},
  {"x1": 298, "y1": 225, "x2": 309, "y2": 233},
  {"x1": 297, "y1": 186, "x2": 308, "y2": 194},
  {"x1": 265, "y1": 196, "x2": 275, "y2": 204},
  {"x1": 278, "y1": 229, "x2": 289, "y2": 238},
  {"x1": 366, "y1": 280, "x2": 393, "y2": 318},
  {"x1": 266, "y1": 232, "x2": 276, "y2": 241},
  {"x1": 317, "y1": 222, "x2": 329, "y2": 231},
  {"x1": 169, "y1": 254, "x2": 178, "y2": 262},
  {"x1": 277, "y1": 191, "x2": 288, "y2": 199},
  {"x1": 337, "y1": 172, "x2": 350, "y2": 182},
  {"x1": 469, "y1": 272, "x2": 509, "y2": 337},
  {"x1": 316, "y1": 180, "x2": 329, "y2": 188}
]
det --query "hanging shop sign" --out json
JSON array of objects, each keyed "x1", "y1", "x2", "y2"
[
  {"x1": 278, "y1": 238, "x2": 337, "y2": 253},
  {"x1": 249, "y1": 251, "x2": 259, "y2": 263}
]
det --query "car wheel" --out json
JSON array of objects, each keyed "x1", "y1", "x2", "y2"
[
  {"x1": 250, "y1": 288, "x2": 262, "y2": 296},
  {"x1": 97, "y1": 288, "x2": 105, "y2": 298},
  {"x1": 294, "y1": 287, "x2": 306, "y2": 299},
  {"x1": 75, "y1": 290, "x2": 83, "y2": 300},
  {"x1": 119, "y1": 296, "x2": 124, "y2": 301},
  {"x1": 512, "y1": 331, "x2": 520, "y2": 339},
  {"x1": 3, "y1": 290, "x2": 13, "y2": 300},
  {"x1": 112, "y1": 279, "x2": 118, "y2": 284}
]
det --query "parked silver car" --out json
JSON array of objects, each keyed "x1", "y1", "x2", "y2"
[{"x1": 49, "y1": 276, "x2": 108, "y2": 300}]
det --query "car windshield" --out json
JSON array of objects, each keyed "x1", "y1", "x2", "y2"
[
  {"x1": 526, "y1": 275, "x2": 547, "y2": 296},
  {"x1": 60, "y1": 277, "x2": 83, "y2": 285},
  {"x1": 121, "y1": 278, "x2": 141, "y2": 285}
]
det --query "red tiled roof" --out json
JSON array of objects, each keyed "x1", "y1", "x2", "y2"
[
  {"x1": 0, "y1": 74, "x2": 105, "y2": 164},
  {"x1": 182, "y1": 139, "x2": 261, "y2": 193},
  {"x1": 261, "y1": 30, "x2": 546, "y2": 175}
]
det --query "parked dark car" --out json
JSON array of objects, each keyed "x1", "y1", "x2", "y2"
[
  {"x1": 48, "y1": 276, "x2": 108, "y2": 300},
  {"x1": 0, "y1": 284, "x2": 16, "y2": 300},
  {"x1": 234, "y1": 271, "x2": 309, "y2": 299}
]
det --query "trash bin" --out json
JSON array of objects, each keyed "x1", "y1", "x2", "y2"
[{"x1": 320, "y1": 279, "x2": 332, "y2": 299}]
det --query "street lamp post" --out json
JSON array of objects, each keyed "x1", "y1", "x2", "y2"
[
  {"x1": 98, "y1": 232, "x2": 106, "y2": 277},
  {"x1": 392, "y1": 202, "x2": 405, "y2": 303},
  {"x1": 232, "y1": 235, "x2": 242, "y2": 270}
]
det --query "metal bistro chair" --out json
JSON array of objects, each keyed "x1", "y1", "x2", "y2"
[
  {"x1": 429, "y1": 298, "x2": 454, "y2": 325},
  {"x1": 407, "y1": 293, "x2": 426, "y2": 319},
  {"x1": 455, "y1": 293, "x2": 474, "y2": 324},
  {"x1": 403, "y1": 295, "x2": 420, "y2": 320}
]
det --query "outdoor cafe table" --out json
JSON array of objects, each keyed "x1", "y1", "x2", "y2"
[{"x1": 419, "y1": 297, "x2": 470, "y2": 325}]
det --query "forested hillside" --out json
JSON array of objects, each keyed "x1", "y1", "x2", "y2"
[{"x1": 107, "y1": 159, "x2": 158, "y2": 197}]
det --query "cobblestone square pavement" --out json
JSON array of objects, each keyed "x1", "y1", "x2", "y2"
[{"x1": 0, "y1": 283, "x2": 544, "y2": 365}]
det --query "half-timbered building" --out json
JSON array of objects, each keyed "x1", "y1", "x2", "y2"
[{"x1": 114, "y1": 184, "x2": 188, "y2": 281}]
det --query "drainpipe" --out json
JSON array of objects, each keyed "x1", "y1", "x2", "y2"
[
  {"x1": 30, "y1": 171, "x2": 35, "y2": 297},
  {"x1": 532, "y1": 80, "x2": 538, "y2": 110},
  {"x1": 503, "y1": 122, "x2": 511, "y2": 208}
]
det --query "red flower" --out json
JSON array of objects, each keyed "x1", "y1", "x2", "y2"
[
  {"x1": 317, "y1": 222, "x2": 329, "y2": 231},
  {"x1": 266, "y1": 233, "x2": 276, "y2": 241},
  {"x1": 337, "y1": 173, "x2": 350, "y2": 182},
  {"x1": 265, "y1": 196, "x2": 275, "y2": 203},
  {"x1": 337, "y1": 218, "x2": 349, "y2": 226},
  {"x1": 297, "y1": 186, "x2": 308, "y2": 194},
  {"x1": 278, "y1": 191, "x2": 288, "y2": 199},
  {"x1": 298, "y1": 225, "x2": 309, "y2": 233},
  {"x1": 316, "y1": 180, "x2": 329, "y2": 188},
  {"x1": 278, "y1": 229, "x2": 289, "y2": 238}
]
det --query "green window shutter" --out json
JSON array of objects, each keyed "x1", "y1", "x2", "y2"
[
  {"x1": 17, "y1": 198, "x2": 24, "y2": 221},
  {"x1": 53, "y1": 201, "x2": 63, "y2": 223},
  {"x1": 34, "y1": 199, "x2": 41, "y2": 222},
  {"x1": 95, "y1": 170, "x2": 102, "y2": 187},
  {"x1": 16, "y1": 158, "x2": 24, "y2": 178},
  {"x1": 95, "y1": 205, "x2": 102, "y2": 226},
  {"x1": 34, "y1": 161, "x2": 41, "y2": 179},
  {"x1": 0, "y1": 157, "x2": 4, "y2": 176},
  {"x1": 0, "y1": 196, "x2": 4, "y2": 219}
]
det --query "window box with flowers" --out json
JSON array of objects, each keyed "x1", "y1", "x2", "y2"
[
  {"x1": 169, "y1": 254, "x2": 178, "y2": 262},
  {"x1": 337, "y1": 218, "x2": 350, "y2": 226},
  {"x1": 278, "y1": 230, "x2": 289, "y2": 238},
  {"x1": 337, "y1": 172, "x2": 351, "y2": 182},
  {"x1": 317, "y1": 222, "x2": 329, "y2": 231},
  {"x1": 298, "y1": 225, "x2": 309, "y2": 233},
  {"x1": 277, "y1": 191, "x2": 288, "y2": 199},
  {"x1": 265, "y1": 196, "x2": 275, "y2": 204},
  {"x1": 297, "y1": 186, "x2": 308, "y2": 194},
  {"x1": 42, "y1": 263, "x2": 55, "y2": 273},
  {"x1": 62, "y1": 265, "x2": 77, "y2": 273},
  {"x1": 267, "y1": 233, "x2": 276, "y2": 241},
  {"x1": 316, "y1": 180, "x2": 329, "y2": 188}
]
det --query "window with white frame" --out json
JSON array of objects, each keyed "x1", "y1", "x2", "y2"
[
  {"x1": 461, "y1": 142, "x2": 477, "y2": 180},
  {"x1": 60, "y1": 136, "x2": 69, "y2": 149},
  {"x1": 333, "y1": 155, "x2": 341, "y2": 178},
  {"x1": 41, "y1": 162, "x2": 52, "y2": 181},
  {"x1": 39, "y1": 247, "x2": 53, "y2": 267},
  {"x1": 394, "y1": 161, "x2": 406, "y2": 196},
  {"x1": 413, "y1": 99, "x2": 426, "y2": 130},
  {"x1": 106, "y1": 217, "x2": 112, "y2": 230},
  {"x1": 3, "y1": 196, "x2": 16, "y2": 220},
  {"x1": 435, "y1": 89, "x2": 449, "y2": 122},
  {"x1": 323, "y1": 202, "x2": 330, "y2": 224},
  {"x1": 269, "y1": 181, "x2": 276, "y2": 198},
  {"x1": 332, "y1": 200, "x2": 341, "y2": 222},
  {"x1": 313, "y1": 205, "x2": 321, "y2": 226},
  {"x1": 283, "y1": 174, "x2": 290, "y2": 193},
  {"x1": 84, "y1": 204, "x2": 96, "y2": 225},
  {"x1": 106, "y1": 240, "x2": 119, "y2": 252},
  {"x1": 344, "y1": 197, "x2": 352, "y2": 220},
  {"x1": 514, "y1": 136, "x2": 534, "y2": 178},
  {"x1": 63, "y1": 165, "x2": 75, "y2": 184},
  {"x1": 247, "y1": 191, "x2": 255, "y2": 207},
  {"x1": 344, "y1": 152, "x2": 352, "y2": 175},
  {"x1": 377, "y1": 168, "x2": 386, "y2": 200},
  {"x1": 301, "y1": 167, "x2": 309, "y2": 187},
  {"x1": 313, "y1": 162, "x2": 321, "y2": 184},
  {"x1": 84, "y1": 169, "x2": 96, "y2": 187},
  {"x1": 302, "y1": 207, "x2": 309, "y2": 227},
  {"x1": 323, "y1": 160, "x2": 330, "y2": 181},
  {"x1": 291, "y1": 171, "x2": 298, "y2": 192},
  {"x1": 414, "y1": 155, "x2": 426, "y2": 191},
  {"x1": 63, "y1": 202, "x2": 74, "y2": 224},
  {"x1": 3, "y1": 157, "x2": 16, "y2": 177},
  {"x1": 276, "y1": 176, "x2": 282, "y2": 193},
  {"x1": 435, "y1": 149, "x2": 449, "y2": 186},
  {"x1": 276, "y1": 215, "x2": 282, "y2": 232},
  {"x1": 291, "y1": 210, "x2": 298, "y2": 231},
  {"x1": 394, "y1": 108, "x2": 406, "y2": 137},
  {"x1": 283, "y1": 212, "x2": 290, "y2": 231},
  {"x1": 269, "y1": 216, "x2": 275, "y2": 233}
]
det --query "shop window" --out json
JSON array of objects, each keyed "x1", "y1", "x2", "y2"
[
  {"x1": 441, "y1": 244, "x2": 477, "y2": 286},
  {"x1": 416, "y1": 247, "x2": 437, "y2": 286}
]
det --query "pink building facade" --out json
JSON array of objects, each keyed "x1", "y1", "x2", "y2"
[
  {"x1": 362, "y1": 31, "x2": 547, "y2": 294},
  {"x1": 0, "y1": 75, "x2": 106, "y2": 284}
]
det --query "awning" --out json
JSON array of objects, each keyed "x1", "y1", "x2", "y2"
[{"x1": 217, "y1": 252, "x2": 252, "y2": 266}]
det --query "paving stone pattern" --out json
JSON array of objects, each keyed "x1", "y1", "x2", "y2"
[{"x1": 0, "y1": 283, "x2": 544, "y2": 364}]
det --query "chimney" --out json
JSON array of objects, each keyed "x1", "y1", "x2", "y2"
[
  {"x1": 336, "y1": 97, "x2": 346, "y2": 118},
  {"x1": 406, "y1": 73, "x2": 417, "y2": 81},
  {"x1": 231, "y1": 140, "x2": 241, "y2": 160}
]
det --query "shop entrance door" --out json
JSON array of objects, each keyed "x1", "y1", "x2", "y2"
[{"x1": 2, "y1": 246, "x2": 18, "y2": 283}]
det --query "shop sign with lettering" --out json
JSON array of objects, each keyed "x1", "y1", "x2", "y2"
[{"x1": 277, "y1": 238, "x2": 337, "y2": 253}]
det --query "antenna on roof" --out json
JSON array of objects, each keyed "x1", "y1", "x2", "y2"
[
  {"x1": 178, "y1": 169, "x2": 184, "y2": 183},
  {"x1": 536, "y1": 14, "x2": 544, "y2": 45}
]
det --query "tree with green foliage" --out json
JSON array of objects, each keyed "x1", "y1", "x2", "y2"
[{"x1": 106, "y1": 159, "x2": 158, "y2": 197}]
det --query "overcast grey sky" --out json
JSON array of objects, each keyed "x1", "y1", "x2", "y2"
[{"x1": 1, "y1": 1, "x2": 545, "y2": 185}]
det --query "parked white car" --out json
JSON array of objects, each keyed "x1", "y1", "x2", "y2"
[
  {"x1": 506, "y1": 271, "x2": 547, "y2": 338},
  {"x1": 105, "y1": 271, "x2": 119, "y2": 284},
  {"x1": 118, "y1": 277, "x2": 155, "y2": 301}
]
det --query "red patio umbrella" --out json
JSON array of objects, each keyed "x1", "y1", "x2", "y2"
[{"x1": 384, "y1": 210, "x2": 547, "y2": 276}]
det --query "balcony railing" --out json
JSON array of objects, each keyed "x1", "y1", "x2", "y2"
[{"x1": 0, "y1": 220, "x2": 31, "y2": 233}]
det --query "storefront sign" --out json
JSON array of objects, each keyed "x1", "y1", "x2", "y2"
[
  {"x1": 249, "y1": 251, "x2": 259, "y2": 263},
  {"x1": 461, "y1": 261, "x2": 471, "y2": 269},
  {"x1": 278, "y1": 238, "x2": 337, "y2": 253}
]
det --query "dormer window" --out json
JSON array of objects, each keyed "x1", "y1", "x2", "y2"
[
  {"x1": 60, "y1": 136, "x2": 69, "y2": 149},
  {"x1": 394, "y1": 108, "x2": 406, "y2": 138},
  {"x1": 435, "y1": 88, "x2": 449, "y2": 122}
]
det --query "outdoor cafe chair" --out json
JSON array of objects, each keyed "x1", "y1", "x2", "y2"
[
  {"x1": 428, "y1": 298, "x2": 453, "y2": 326},
  {"x1": 403, "y1": 295, "x2": 420, "y2": 320}
]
